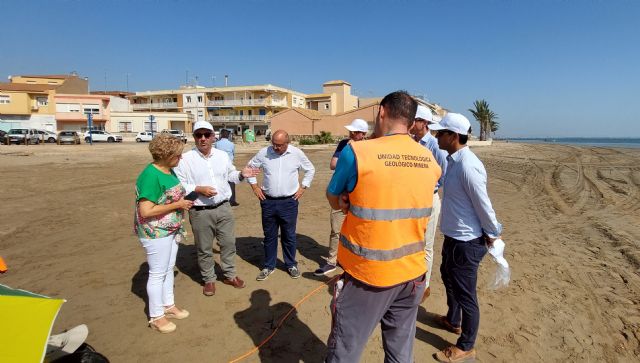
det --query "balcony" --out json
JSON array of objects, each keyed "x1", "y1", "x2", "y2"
[
  {"x1": 207, "y1": 99, "x2": 288, "y2": 107},
  {"x1": 132, "y1": 102, "x2": 178, "y2": 110},
  {"x1": 209, "y1": 115, "x2": 267, "y2": 122},
  {"x1": 56, "y1": 112, "x2": 106, "y2": 121}
]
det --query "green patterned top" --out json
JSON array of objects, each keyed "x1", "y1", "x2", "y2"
[{"x1": 134, "y1": 164, "x2": 186, "y2": 239}]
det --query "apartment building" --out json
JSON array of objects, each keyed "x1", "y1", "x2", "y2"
[
  {"x1": 0, "y1": 73, "x2": 89, "y2": 131},
  {"x1": 54, "y1": 94, "x2": 111, "y2": 131},
  {"x1": 305, "y1": 80, "x2": 358, "y2": 115},
  {"x1": 129, "y1": 84, "x2": 306, "y2": 135},
  {"x1": 0, "y1": 83, "x2": 57, "y2": 131}
]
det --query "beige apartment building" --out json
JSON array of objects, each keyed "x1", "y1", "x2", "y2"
[
  {"x1": 129, "y1": 84, "x2": 306, "y2": 135},
  {"x1": 128, "y1": 80, "x2": 360, "y2": 136},
  {"x1": 305, "y1": 80, "x2": 358, "y2": 115}
]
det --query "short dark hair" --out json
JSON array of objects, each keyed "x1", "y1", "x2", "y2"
[
  {"x1": 459, "y1": 133, "x2": 468, "y2": 145},
  {"x1": 379, "y1": 91, "x2": 418, "y2": 127},
  {"x1": 220, "y1": 129, "x2": 230, "y2": 138}
]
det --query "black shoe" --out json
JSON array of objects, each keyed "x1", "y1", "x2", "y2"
[{"x1": 230, "y1": 202, "x2": 240, "y2": 206}]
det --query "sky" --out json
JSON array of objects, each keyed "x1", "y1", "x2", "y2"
[{"x1": 1, "y1": 0, "x2": 639, "y2": 138}]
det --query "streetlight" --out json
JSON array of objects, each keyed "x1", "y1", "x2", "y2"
[
  {"x1": 149, "y1": 114, "x2": 155, "y2": 137},
  {"x1": 87, "y1": 113, "x2": 93, "y2": 145}
]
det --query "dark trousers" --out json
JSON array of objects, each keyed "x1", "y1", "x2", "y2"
[
  {"x1": 228, "y1": 182, "x2": 237, "y2": 204},
  {"x1": 260, "y1": 198, "x2": 298, "y2": 269},
  {"x1": 440, "y1": 236, "x2": 487, "y2": 351}
]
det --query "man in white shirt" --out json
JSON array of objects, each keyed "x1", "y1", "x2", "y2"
[
  {"x1": 247, "y1": 130, "x2": 316, "y2": 281},
  {"x1": 174, "y1": 121, "x2": 259, "y2": 296}
]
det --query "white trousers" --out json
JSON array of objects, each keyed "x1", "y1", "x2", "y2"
[
  {"x1": 140, "y1": 235, "x2": 178, "y2": 318},
  {"x1": 424, "y1": 192, "x2": 441, "y2": 288}
]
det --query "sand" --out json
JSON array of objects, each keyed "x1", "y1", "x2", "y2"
[{"x1": 1, "y1": 141, "x2": 639, "y2": 362}]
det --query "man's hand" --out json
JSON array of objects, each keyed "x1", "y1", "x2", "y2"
[
  {"x1": 195, "y1": 186, "x2": 217, "y2": 198},
  {"x1": 485, "y1": 235, "x2": 500, "y2": 248},
  {"x1": 241, "y1": 166, "x2": 260, "y2": 179},
  {"x1": 338, "y1": 192, "x2": 350, "y2": 214},
  {"x1": 251, "y1": 184, "x2": 266, "y2": 201},
  {"x1": 293, "y1": 186, "x2": 306, "y2": 200}
]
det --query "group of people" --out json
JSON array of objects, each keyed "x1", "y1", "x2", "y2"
[{"x1": 133, "y1": 90, "x2": 501, "y2": 363}]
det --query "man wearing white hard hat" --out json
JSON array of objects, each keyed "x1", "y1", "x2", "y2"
[
  {"x1": 314, "y1": 119, "x2": 368, "y2": 276},
  {"x1": 429, "y1": 113, "x2": 503, "y2": 363},
  {"x1": 411, "y1": 105, "x2": 448, "y2": 303}
]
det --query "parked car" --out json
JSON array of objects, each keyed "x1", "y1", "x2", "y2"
[
  {"x1": 36, "y1": 129, "x2": 58, "y2": 143},
  {"x1": 57, "y1": 131, "x2": 81, "y2": 145},
  {"x1": 83, "y1": 130, "x2": 123, "y2": 143},
  {"x1": 135, "y1": 132, "x2": 154, "y2": 142},
  {"x1": 161, "y1": 129, "x2": 187, "y2": 143},
  {"x1": 7, "y1": 128, "x2": 41, "y2": 145}
]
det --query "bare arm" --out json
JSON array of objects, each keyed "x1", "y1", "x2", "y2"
[
  {"x1": 138, "y1": 198, "x2": 193, "y2": 218},
  {"x1": 329, "y1": 156, "x2": 339, "y2": 170}
]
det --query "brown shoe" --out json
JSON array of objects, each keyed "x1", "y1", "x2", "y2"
[
  {"x1": 203, "y1": 282, "x2": 216, "y2": 296},
  {"x1": 433, "y1": 346, "x2": 476, "y2": 362},
  {"x1": 421, "y1": 286, "x2": 431, "y2": 304},
  {"x1": 222, "y1": 276, "x2": 246, "y2": 289},
  {"x1": 436, "y1": 315, "x2": 462, "y2": 334}
]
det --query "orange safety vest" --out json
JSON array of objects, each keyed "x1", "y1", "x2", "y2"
[{"x1": 338, "y1": 134, "x2": 441, "y2": 287}]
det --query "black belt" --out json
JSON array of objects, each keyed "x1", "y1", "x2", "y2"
[
  {"x1": 264, "y1": 194, "x2": 295, "y2": 200},
  {"x1": 193, "y1": 200, "x2": 228, "y2": 211}
]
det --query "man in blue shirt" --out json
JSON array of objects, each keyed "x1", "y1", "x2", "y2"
[
  {"x1": 411, "y1": 105, "x2": 448, "y2": 303},
  {"x1": 215, "y1": 129, "x2": 239, "y2": 206},
  {"x1": 314, "y1": 118, "x2": 368, "y2": 276},
  {"x1": 429, "y1": 113, "x2": 502, "y2": 363}
]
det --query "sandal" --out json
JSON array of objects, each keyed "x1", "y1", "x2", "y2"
[
  {"x1": 149, "y1": 315, "x2": 176, "y2": 333},
  {"x1": 164, "y1": 305, "x2": 190, "y2": 320}
]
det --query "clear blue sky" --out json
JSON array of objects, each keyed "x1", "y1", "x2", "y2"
[{"x1": 2, "y1": 0, "x2": 638, "y2": 138}]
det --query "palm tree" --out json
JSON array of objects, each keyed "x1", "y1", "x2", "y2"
[
  {"x1": 488, "y1": 110, "x2": 499, "y2": 138},
  {"x1": 468, "y1": 100, "x2": 498, "y2": 141}
]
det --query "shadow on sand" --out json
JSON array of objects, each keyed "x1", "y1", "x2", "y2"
[
  {"x1": 236, "y1": 234, "x2": 329, "y2": 281},
  {"x1": 130, "y1": 262, "x2": 150, "y2": 317},
  {"x1": 233, "y1": 289, "x2": 326, "y2": 363},
  {"x1": 415, "y1": 306, "x2": 456, "y2": 350}
]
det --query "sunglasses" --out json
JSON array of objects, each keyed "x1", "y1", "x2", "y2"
[
  {"x1": 436, "y1": 130, "x2": 453, "y2": 137},
  {"x1": 194, "y1": 132, "x2": 212, "y2": 139}
]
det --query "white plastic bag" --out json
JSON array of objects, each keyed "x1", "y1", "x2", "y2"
[{"x1": 487, "y1": 238, "x2": 510, "y2": 290}]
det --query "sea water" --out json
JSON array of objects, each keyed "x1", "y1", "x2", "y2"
[{"x1": 506, "y1": 138, "x2": 640, "y2": 149}]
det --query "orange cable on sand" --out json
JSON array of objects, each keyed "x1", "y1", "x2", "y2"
[{"x1": 228, "y1": 275, "x2": 339, "y2": 363}]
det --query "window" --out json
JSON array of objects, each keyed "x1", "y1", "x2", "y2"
[
  {"x1": 197, "y1": 96, "x2": 203, "y2": 102},
  {"x1": 83, "y1": 108, "x2": 100, "y2": 115},
  {"x1": 119, "y1": 122, "x2": 133, "y2": 132},
  {"x1": 186, "y1": 96, "x2": 192, "y2": 103},
  {"x1": 144, "y1": 122, "x2": 158, "y2": 132},
  {"x1": 0, "y1": 95, "x2": 9, "y2": 104},
  {"x1": 37, "y1": 97, "x2": 48, "y2": 106},
  {"x1": 324, "y1": 103, "x2": 329, "y2": 110}
]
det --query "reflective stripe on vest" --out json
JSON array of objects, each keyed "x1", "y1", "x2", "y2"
[
  {"x1": 340, "y1": 234, "x2": 424, "y2": 261},
  {"x1": 349, "y1": 205, "x2": 432, "y2": 221}
]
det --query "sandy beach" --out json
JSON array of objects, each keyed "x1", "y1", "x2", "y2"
[{"x1": 1, "y1": 141, "x2": 639, "y2": 362}]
